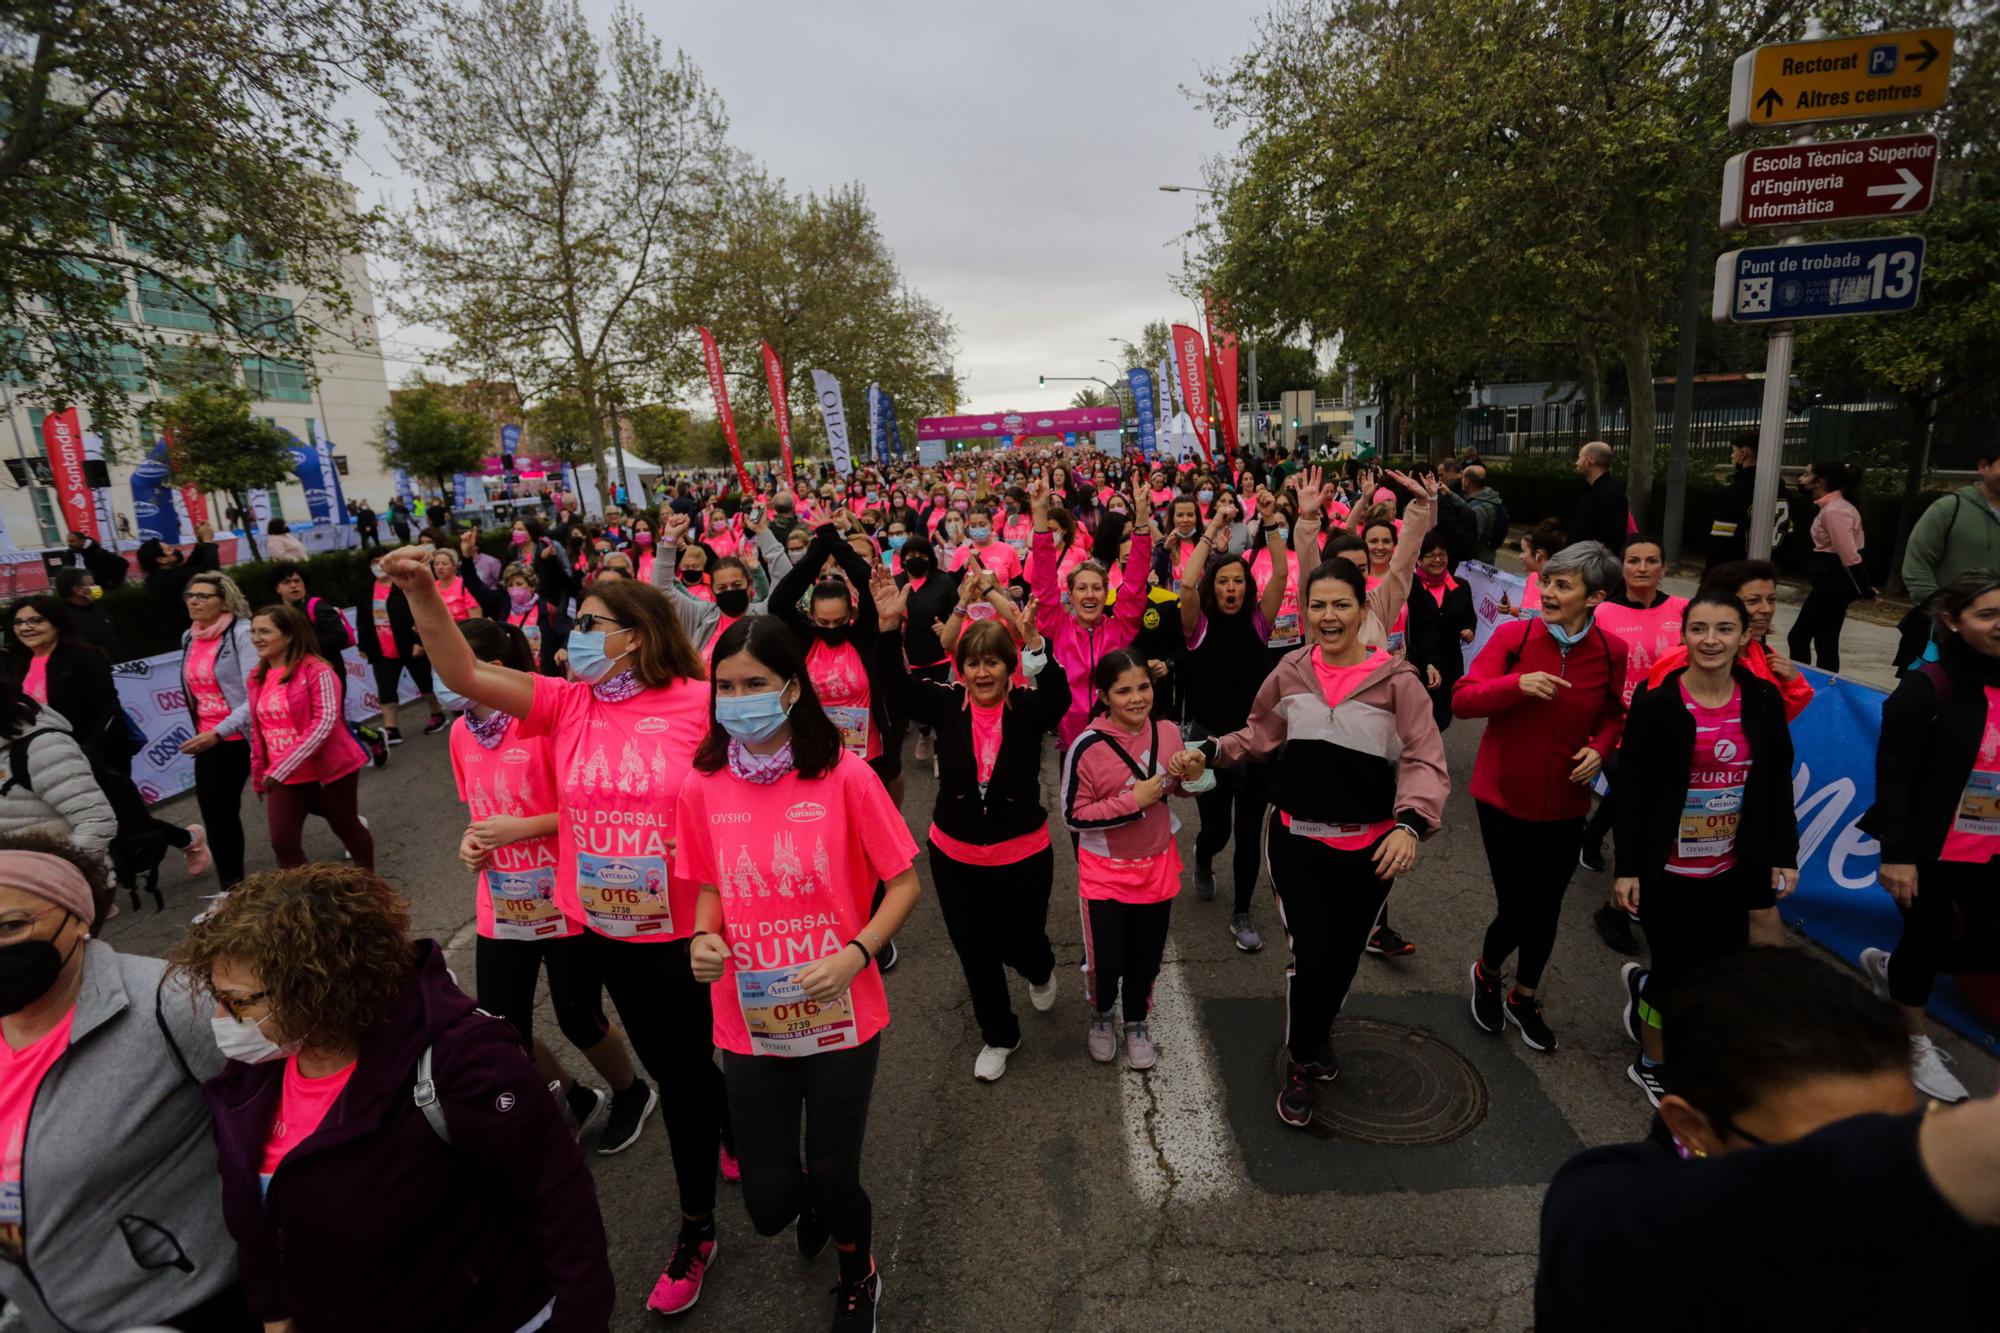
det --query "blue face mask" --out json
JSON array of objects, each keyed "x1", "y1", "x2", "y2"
[
  {"x1": 1198, "y1": 489, "x2": 1215, "y2": 504},
  {"x1": 565, "y1": 629, "x2": 629, "y2": 683},
  {"x1": 1546, "y1": 614, "x2": 1594, "y2": 646},
  {"x1": 716, "y1": 686, "x2": 792, "y2": 743},
  {"x1": 967, "y1": 525, "x2": 992, "y2": 543},
  {"x1": 433, "y1": 681, "x2": 471, "y2": 713},
  {"x1": 888, "y1": 533, "x2": 908, "y2": 551}
]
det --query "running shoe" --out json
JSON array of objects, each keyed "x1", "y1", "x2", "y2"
[
  {"x1": 645, "y1": 1232, "x2": 716, "y2": 1315},
  {"x1": 1593, "y1": 903, "x2": 1642, "y2": 956},
  {"x1": 1620, "y1": 962, "x2": 1649, "y2": 1044},
  {"x1": 1366, "y1": 924, "x2": 1415, "y2": 957},
  {"x1": 1909, "y1": 1035, "x2": 1970, "y2": 1103},
  {"x1": 1858, "y1": 946, "x2": 1892, "y2": 1000},
  {"x1": 367, "y1": 727, "x2": 390, "y2": 767},
  {"x1": 1300, "y1": 1040, "x2": 1339, "y2": 1083},
  {"x1": 797, "y1": 1196, "x2": 829, "y2": 1260},
  {"x1": 973, "y1": 1043, "x2": 1017, "y2": 1082},
  {"x1": 384, "y1": 726, "x2": 405, "y2": 747},
  {"x1": 913, "y1": 730, "x2": 934, "y2": 762},
  {"x1": 877, "y1": 937, "x2": 899, "y2": 975},
  {"x1": 1124, "y1": 1021, "x2": 1156, "y2": 1071},
  {"x1": 1193, "y1": 860, "x2": 1216, "y2": 901},
  {"x1": 422, "y1": 711, "x2": 450, "y2": 735},
  {"x1": 830, "y1": 1263, "x2": 881, "y2": 1333},
  {"x1": 719, "y1": 1144, "x2": 741, "y2": 1183},
  {"x1": 1087, "y1": 1011, "x2": 1118, "y2": 1063},
  {"x1": 565, "y1": 1083, "x2": 609, "y2": 1139},
  {"x1": 1627, "y1": 1061, "x2": 1666, "y2": 1108},
  {"x1": 1505, "y1": 991, "x2": 1558, "y2": 1052},
  {"x1": 1277, "y1": 1063, "x2": 1315, "y2": 1128},
  {"x1": 183, "y1": 825, "x2": 211, "y2": 877},
  {"x1": 596, "y1": 1078, "x2": 657, "y2": 1155},
  {"x1": 1469, "y1": 960, "x2": 1504, "y2": 1034},
  {"x1": 1229, "y1": 912, "x2": 1264, "y2": 953},
  {"x1": 1027, "y1": 974, "x2": 1058, "y2": 1012},
  {"x1": 1578, "y1": 840, "x2": 1607, "y2": 873}
]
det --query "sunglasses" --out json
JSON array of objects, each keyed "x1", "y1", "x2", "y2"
[{"x1": 573, "y1": 613, "x2": 628, "y2": 634}]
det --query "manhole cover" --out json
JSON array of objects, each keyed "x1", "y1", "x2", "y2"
[{"x1": 1271, "y1": 1018, "x2": 1489, "y2": 1145}]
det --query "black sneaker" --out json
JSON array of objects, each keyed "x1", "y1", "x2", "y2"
[
  {"x1": 1627, "y1": 1060, "x2": 1666, "y2": 1108},
  {"x1": 565, "y1": 1082, "x2": 609, "y2": 1139},
  {"x1": 1193, "y1": 860, "x2": 1216, "y2": 901},
  {"x1": 830, "y1": 1263, "x2": 881, "y2": 1333},
  {"x1": 422, "y1": 711, "x2": 451, "y2": 735},
  {"x1": 877, "y1": 937, "x2": 899, "y2": 975},
  {"x1": 369, "y1": 732, "x2": 390, "y2": 768},
  {"x1": 797, "y1": 1195, "x2": 829, "y2": 1260},
  {"x1": 384, "y1": 726, "x2": 405, "y2": 747},
  {"x1": 1594, "y1": 903, "x2": 1642, "y2": 956},
  {"x1": 1366, "y1": 924, "x2": 1416, "y2": 957},
  {"x1": 1277, "y1": 1062, "x2": 1315, "y2": 1127},
  {"x1": 596, "y1": 1078, "x2": 657, "y2": 1155},
  {"x1": 1620, "y1": 962, "x2": 1649, "y2": 1044},
  {"x1": 1505, "y1": 991, "x2": 1558, "y2": 1052},
  {"x1": 1300, "y1": 1040, "x2": 1339, "y2": 1082},
  {"x1": 1578, "y1": 840, "x2": 1607, "y2": 873},
  {"x1": 1469, "y1": 960, "x2": 1504, "y2": 1034}
]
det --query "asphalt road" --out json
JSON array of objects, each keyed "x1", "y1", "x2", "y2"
[{"x1": 99, "y1": 686, "x2": 1995, "y2": 1333}]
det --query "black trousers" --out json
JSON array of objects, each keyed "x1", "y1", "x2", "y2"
[
  {"x1": 1476, "y1": 800, "x2": 1586, "y2": 991},
  {"x1": 723, "y1": 1037, "x2": 880, "y2": 1258},
  {"x1": 1194, "y1": 761, "x2": 1271, "y2": 913},
  {"x1": 1787, "y1": 558, "x2": 1859, "y2": 672},
  {"x1": 1266, "y1": 815, "x2": 1394, "y2": 1063},
  {"x1": 474, "y1": 931, "x2": 611, "y2": 1053},
  {"x1": 929, "y1": 840, "x2": 1056, "y2": 1049},
  {"x1": 192, "y1": 739, "x2": 252, "y2": 888},
  {"x1": 1637, "y1": 866, "x2": 1749, "y2": 1028},
  {"x1": 1887, "y1": 861, "x2": 2000, "y2": 1007},
  {"x1": 1080, "y1": 896, "x2": 1171, "y2": 1022},
  {"x1": 584, "y1": 932, "x2": 727, "y2": 1216}
]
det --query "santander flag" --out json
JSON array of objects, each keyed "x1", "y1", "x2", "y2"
[
  {"x1": 760, "y1": 340, "x2": 795, "y2": 493},
  {"x1": 1170, "y1": 324, "x2": 1212, "y2": 467},
  {"x1": 1204, "y1": 292, "x2": 1240, "y2": 462},
  {"x1": 698, "y1": 326, "x2": 754, "y2": 495},
  {"x1": 41, "y1": 407, "x2": 99, "y2": 542}
]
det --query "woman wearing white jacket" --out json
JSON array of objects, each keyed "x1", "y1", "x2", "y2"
[{"x1": 0, "y1": 673, "x2": 116, "y2": 856}]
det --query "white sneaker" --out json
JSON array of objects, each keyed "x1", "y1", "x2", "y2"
[
  {"x1": 973, "y1": 1043, "x2": 1016, "y2": 1083},
  {"x1": 344, "y1": 815, "x2": 371, "y2": 863},
  {"x1": 1858, "y1": 947, "x2": 1892, "y2": 1000},
  {"x1": 1909, "y1": 1035, "x2": 1970, "y2": 1103},
  {"x1": 1027, "y1": 976, "x2": 1058, "y2": 1012}
]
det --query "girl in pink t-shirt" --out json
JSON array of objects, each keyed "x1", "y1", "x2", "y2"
[
  {"x1": 379, "y1": 550, "x2": 732, "y2": 1319},
  {"x1": 682, "y1": 616, "x2": 919, "y2": 1331}
]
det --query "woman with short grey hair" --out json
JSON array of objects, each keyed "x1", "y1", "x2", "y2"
[{"x1": 177, "y1": 571, "x2": 255, "y2": 888}]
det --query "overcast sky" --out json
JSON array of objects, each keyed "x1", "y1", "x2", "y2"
[{"x1": 344, "y1": 0, "x2": 1266, "y2": 417}]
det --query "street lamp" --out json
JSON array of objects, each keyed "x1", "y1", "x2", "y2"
[{"x1": 1158, "y1": 184, "x2": 1218, "y2": 194}]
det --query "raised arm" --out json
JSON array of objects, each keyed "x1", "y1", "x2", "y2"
[
  {"x1": 1255, "y1": 488, "x2": 1290, "y2": 625},
  {"x1": 766, "y1": 523, "x2": 835, "y2": 637},
  {"x1": 1367, "y1": 473, "x2": 1436, "y2": 635},
  {"x1": 381, "y1": 545, "x2": 537, "y2": 719}
]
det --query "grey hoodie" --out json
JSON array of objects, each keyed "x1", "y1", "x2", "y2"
[{"x1": 652, "y1": 528, "x2": 795, "y2": 651}]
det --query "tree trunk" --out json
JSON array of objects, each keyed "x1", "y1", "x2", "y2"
[
  {"x1": 1578, "y1": 333, "x2": 1603, "y2": 442},
  {"x1": 576, "y1": 373, "x2": 612, "y2": 509},
  {"x1": 1620, "y1": 315, "x2": 1660, "y2": 531},
  {"x1": 232, "y1": 490, "x2": 260, "y2": 559},
  {"x1": 1885, "y1": 383, "x2": 1938, "y2": 600}
]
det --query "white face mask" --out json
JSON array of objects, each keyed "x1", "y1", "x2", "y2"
[{"x1": 211, "y1": 1010, "x2": 298, "y2": 1064}]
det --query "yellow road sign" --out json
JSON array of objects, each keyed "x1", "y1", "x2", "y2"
[{"x1": 1730, "y1": 27, "x2": 1953, "y2": 133}]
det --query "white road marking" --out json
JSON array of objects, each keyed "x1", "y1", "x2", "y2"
[{"x1": 1122, "y1": 934, "x2": 1241, "y2": 1205}]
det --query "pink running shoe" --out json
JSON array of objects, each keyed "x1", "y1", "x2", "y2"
[
  {"x1": 719, "y1": 1144, "x2": 741, "y2": 1183},
  {"x1": 645, "y1": 1234, "x2": 716, "y2": 1315},
  {"x1": 183, "y1": 825, "x2": 212, "y2": 877}
]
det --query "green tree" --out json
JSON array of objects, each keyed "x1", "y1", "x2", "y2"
[
  {"x1": 382, "y1": 0, "x2": 732, "y2": 502},
  {"x1": 378, "y1": 380, "x2": 489, "y2": 491},
  {"x1": 626, "y1": 403, "x2": 693, "y2": 468},
  {"x1": 0, "y1": 1, "x2": 415, "y2": 440},
  {"x1": 157, "y1": 384, "x2": 297, "y2": 558}
]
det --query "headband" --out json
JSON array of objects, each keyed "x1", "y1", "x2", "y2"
[{"x1": 0, "y1": 850, "x2": 94, "y2": 924}]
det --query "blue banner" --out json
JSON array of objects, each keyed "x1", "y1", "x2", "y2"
[
  {"x1": 867, "y1": 383, "x2": 891, "y2": 467},
  {"x1": 881, "y1": 393, "x2": 903, "y2": 459},
  {"x1": 1782, "y1": 667, "x2": 1993, "y2": 1048},
  {"x1": 501, "y1": 423, "x2": 521, "y2": 456},
  {"x1": 452, "y1": 472, "x2": 469, "y2": 512},
  {"x1": 311, "y1": 421, "x2": 349, "y2": 523},
  {"x1": 285, "y1": 434, "x2": 339, "y2": 526},
  {"x1": 393, "y1": 468, "x2": 414, "y2": 505},
  {"x1": 130, "y1": 438, "x2": 181, "y2": 543},
  {"x1": 1128, "y1": 368, "x2": 1157, "y2": 460}
]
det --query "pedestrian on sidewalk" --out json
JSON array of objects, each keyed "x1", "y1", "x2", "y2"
[
  {"x1": 1787, "y1": 459, "x2": 1875, "y2": 674},
  {"x1": 1896, "y1": 445, "x2": 2000, "y2": 670}
]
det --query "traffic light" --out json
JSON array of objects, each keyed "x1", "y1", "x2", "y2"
[{"x1": 1038, "y1": 375, "x2": 1045, "y2": 386}]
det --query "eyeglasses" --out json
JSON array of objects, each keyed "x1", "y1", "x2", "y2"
[
  {"x1": 183, "y1": 592, "x2": 220, "y2": 603},
  {"x1": 11, "y1": 616, "x2": 48, "y2": 630},
  {"x1": 573, "y1": 614, "x2": 627, "y2": 634},
  {"x1": 0, "y1": 904, "x2": 66, "y2": 945},
  {"x1": 212, "y1": 988, "x2": 271, "y2": 1020}
]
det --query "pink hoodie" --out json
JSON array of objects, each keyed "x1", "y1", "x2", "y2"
[
  {"x1": 1060, "y1": 714, "x2": 1189, "y2": 894},
  {"x1": 1032, "y1": 528, "x2": 1154, "y2": 749}
]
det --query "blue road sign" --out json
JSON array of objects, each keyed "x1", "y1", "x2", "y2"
[{"x1": 1712, "y1": 235, "x2": 1925, "y2": 324}]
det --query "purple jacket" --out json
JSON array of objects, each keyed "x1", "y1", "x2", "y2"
[{"x1": 203, "y1": 941, "x2": 614, "y2": 1332}]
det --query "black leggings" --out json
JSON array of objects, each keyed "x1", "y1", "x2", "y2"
[
  {"x1": 585, "y1": 931, "x2": 726, "y2": 1216},
  {"x1": 193, "y1": 740, "x2": 252, "y2": 887},
  {"x1": 723, "y1": 1037, "x2": 880, "y2": 1257},
  {"x1": 1195, "y1": 761, "x2": 1271, "y2": 913},
  {"x1": 1476, "y1": 800, "x2": 1586, "y2": 991},
  {"x1": 1637, "y1": 867, "x2": 1749, "y2": 1028},
  {"x1": 1787, "y1": 559, "x2": 1859, "y2": 672},
  {"x1": 929, "y1": 840, "x2": 1055, "y2": 1049},
  {"x1": 370, "y1": 654, "x2": 434, "y2": 703},
  {"x1": 473, "y1": 932, "x2": 610, "y2": 1053},
  {"x1": 1886, "y1": 861, "x2": 2000, "y2": 1008},
  {"x1": 1267, "y1": 815, "x2": 1394, "y2": 1063},
  {"x1": 1080, "y1": 896, "x2": 1171, "y2": 1022}
]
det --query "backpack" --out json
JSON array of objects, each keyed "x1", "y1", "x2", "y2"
[
  {"x1": 1, "y1": 727, "x2": 66, "y2": 797},
  {"x1": 307, "y1": 595, "x2": 357, "y2": 650}
]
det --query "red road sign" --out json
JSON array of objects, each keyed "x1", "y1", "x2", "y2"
[{"x1": 1721, "y1": 132, "x2": 1938, "y2": 230}]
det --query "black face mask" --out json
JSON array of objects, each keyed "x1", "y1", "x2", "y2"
[
  {"x1": 903, "y1": 557, "x2": 932, "y2": 579},
  {"x1": 0, "y1": 919, "x2": 78, "y2": 1017},
  {"x1": 815, "y1": 624, "x2": 852, "y2": 648},
  {"x1": 714, "y1": 588, "x2": 751, "y2": 617}
]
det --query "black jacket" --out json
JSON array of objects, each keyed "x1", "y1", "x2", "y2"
[
  {"x1": 877, "y1": 627, "x2": 1070, "y2": 844},
  {"x1": 1406, "y1": 579, "x2": 1476, "y2": 691},
  {"x1": 1612, "y1": 666, "x2": 1798, "y2": 880},
  {"x1": 899, "y1": 565, "x2": 963, "y2": 670},
  {"x1": 1568, "y1": 471, "x2": 1630, "y2": 551},
  {"x1": 66, "y1": 539, "x2": 129, "y2": 589},
  {"x1": 1859, "y1": 637, "x2": 2000, "y2": 865},
  {"x1": 357, "y1": 583, "x2": 418, "y2": 663},
  {"x1": 1707, "y1": 465, "x2": 1756, "y2": 566},
  {"x1": 9, "y1": 644, "x2": 125, "y2": 761},
  {"x1": 770, "y1": 525, "x2": 891, "y2": 739},
  {"x1": 68, "y1": 602, "x2": 129, "y2": 662}
]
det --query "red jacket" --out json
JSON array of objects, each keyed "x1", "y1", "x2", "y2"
[
  {"x1": 1452, "y1": 616, "x2": 1627, "y2": 821},
  {"x1": 247, "y1": 654, "x2": 367, "y2": 791}
]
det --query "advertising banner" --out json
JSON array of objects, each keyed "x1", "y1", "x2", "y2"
[
  {"x1": 287, "y1": 433, "x2": 339, "y2": 526},
  {"x1": 1205, "y1": 292, "x2": 1240, "y2": 461},
  {"x1": 882, "y1": 391, "x2": 903, "y2": 459},
  {"x1": 868, "y1": 383, "x2": 888, "y2": 467},
  {"x1": 812, "y1": 369, "x2": 854, "y2": 477},
  {"x1": 40, "y1": 407, "x2": 97, "y2": 541},
  {"x1": 131, "y1": 439, "x2": 182, "y2": 543},
  {"x1": 760, "y1": 341, "x2": 795, "y2": 491},
  {"x1": 1452, "y1": 560, "x2": 1529, "y2": 672},
  {"x1": 501, "y1": 423, "x2": 521, "y2": 457},
  {"x1": 1127, "y1": 367, "x2": 1157, "y2": 460},
  {"x1": 312, "y1": 420, "x2": 349, "y2": 521},
  {"x1": 698, "y1": 326, "x2": 755, "y2": 494},
  {"x1": 1170, "y1": 324, "x2": 1213, "y2": 467},
  {"x1": 915, "y1": 407, "x2": 1119, "y2": 442}
]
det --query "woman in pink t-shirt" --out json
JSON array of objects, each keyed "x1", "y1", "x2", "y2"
[
  {"x1": 682, "y1": 617, "x2": 919, "y2": 1333},
  {"x1": 176, "y1": 571, "x2": 253, "y2": 887},
  {"x1": 382, "y1": 550, "x2": 732, "y2": 1318},
  {"x1": 246, "y1": 605, "x2": 373, "y2": 869}
]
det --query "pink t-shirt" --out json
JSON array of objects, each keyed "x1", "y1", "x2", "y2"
[
  {"x1": 807, "y1": 639, "x2": 878, "y2": 761},
  {"x1": 1941, "y1": 684, "x2": 2000, "y2": 864},
  {"x1": 371, "y1": 580, "x2": 398, "y2": 658},
  {"x1": 0, "y1": 1009, "x2": 73, "y2": 1261},
  {"x1": 1594, "y1": 596, "x2": 1688, "y2": 707},
  {"x1": 1665, "y1": 685, "x2": 1751, "y2": 879},
  {"x1": 1364, "y1": 575, "x2": 1409, "y2": 655},
  {"x1": 953, "y1": 539, "x2": 1022, "y2": 585},
  {"x1": 185, "y1": 633, "x2": 234, "y2": 734},
  {"x1": 1250, "y1": 548, "x2": 1302, "y2": 647},
  {"x1": 258, "y1": 1056, "x2": 356, "y2": 1188},
  {"x1": 20, "y1": 657, "x2": 46, "y2": 705},
  {"x1": 1284, "y1": 650, "x2": 1396, "y2": 851},
  {"x1": 674, "y1": 754, "x2": 918, "y2": 1057},
  {"x1": 449, "y1": 715, "x2": 576, "y2": 942},
  {"x1": 437, "y1": 577, "x2": 477, "y2": 621},
  {"x1": 519, "y1": 672, "x2": 709, "y2": 942}
]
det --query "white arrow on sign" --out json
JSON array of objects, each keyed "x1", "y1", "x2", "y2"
[{"x1": 1866, "y1": 168, "x2": 1925, "y2": 210}]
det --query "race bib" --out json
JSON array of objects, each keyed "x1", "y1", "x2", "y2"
[
  {"x1": 824, "y1": 705, "x2": 871, "y2": 758},
  {"x1": 1953, "y1": 769, "x2": 2000, "y2": 837},
  {"x1": 576, "y1": 853, "x2": 673, "y2": 937},
  {"x1": 485, "y1": 865, "x2": 566, "y2": 941},
  {"x1": 519, "y1": 621, "x2": 542, "y2": 651},
  {"x1": 1269, "y1": 612, "x2": 1301, "y2": 647},
  {"x1": 735, "y1": 964, "x2": 858, "y2": 1058},
  {"x1": 1289, "y1": 819, "x2": 1377, "y2": 840},
  {"x1": 1677, "y1": 786, "x2": 1744, "y2": 859},
  {"x1": 1386, "y1": 630, "x2": 1406, "y2": 655},
  {"x1": 1008, "y1": 538, "x2": 1029, "y2": 555}
]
